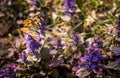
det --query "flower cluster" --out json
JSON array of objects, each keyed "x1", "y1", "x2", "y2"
[
  {"x1": 81, "y1": 38, "x2": 105, "y2": 73},
  {"x1": 0, "y1": 63, "x2": 18, "y2": 78},
  {"x1": 18, "y1": 29, "x2": 45, "y2": 63},
  {"x1": 64, "y1": 0, "x2": 76, "y2": 17},
  {"x1": 26, "y1": 34, "x2": 41, "y2": 56},
  {"x1": 73, "y1": 38, "x2": 106, "y2": 77}
]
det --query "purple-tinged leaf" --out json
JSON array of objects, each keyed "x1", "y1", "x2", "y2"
[
  {"x1": 105, "y1": 61, "x2": 120, "y2": 70},
  {"x1": 75, "y1": 67, "x2": 90, "y2": 78},
  {"x1": 110, "y1": 46, "x2": 120, "y2": 53},
  {"x1": 48, "y1": 58, "x2": 64, "y2": 67}
]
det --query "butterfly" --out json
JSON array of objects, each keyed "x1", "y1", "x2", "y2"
[{"x1": 21, "y1": 15, "x2": 43, "y2": 41}]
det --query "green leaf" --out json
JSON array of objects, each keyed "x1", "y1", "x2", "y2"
[
  {"x1": 40, "y1": 47, "x2": 50, "y2": 61},
  {"x1": 36, "y1": 0, "x2": 41, "y2": 3},
  {"x1": 68, "y1": 21, "x2": 83, "y2": 33},
  {"x1": 96, "y1": 20, "x2": 111, "y2": 25},
  {"x1": 0, "y1": 50, "x2": 6, "y2": 56},
  {"x1": 76, "y1": 0, "x2": 84, "y2": 8}
]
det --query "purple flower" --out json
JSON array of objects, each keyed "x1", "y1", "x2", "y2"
[
  {"x1": 64, "y1": 0, "x2": 76, "y2": 17},
  {"x1": 18, "y1": 51, "x2": 27, "y2": 63},
  {"x1": 83, "y1": 55, "x2": 91, "y2": 61},
  {"x1": 4, "y1": 0, "x2": 9, "y2": 4},
  {"x1": 56, "y1": 39, "x2": 63, "y2": 48},
  {"x1": 117, "y1": 49, "x2": 120, "y2": 64},
  {"x1": 71, "y1": 33, "x2": 80, "y2": 45},
  {"x1": 31, "y1": 0, "x2": 37, "y2": 5},
  {"x1": 51, "y1": 38, "x2": 64, "y2": 49},
  {"x1": 118, "y1": 50, "x2": 120, "y2": 55},
  {"x1": 31, "y1": 0, "x2": 41, "y2": 7},
  {"x1": 91, "y1": 64, "x2": 99, "y2": 71},
  {"x1": 93, "y1": 38, "x2": 103, "y2": 48},
  {"x1": 1, "y1": 63, "x2": 18, "y2": 78},
  {"x1": 84, "y1": 64, "x2": 90, "y2": 69},
  {"x1": 26, "y1": 34, "x2": 40, "y2": 56},
  {"x1": 117, "y1": 58, "x2": 120, "y2": 63},
  {"x1": 92, "y1": 56, "x2": 99, "y2": 62},
  {"x1": 39, "y1": 24, "x2": 50, "y2": 36}
]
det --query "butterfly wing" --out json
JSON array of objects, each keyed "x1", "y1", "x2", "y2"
[
  {"x1": 23, "y1": 19, "x2": 34, "y2": 27},
  {"x1": 21, "y1": 27, "x2": 39, "y2": 41},
  {"x1": 32, "y1": 15, "x2": 44, "y2": 27}
]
